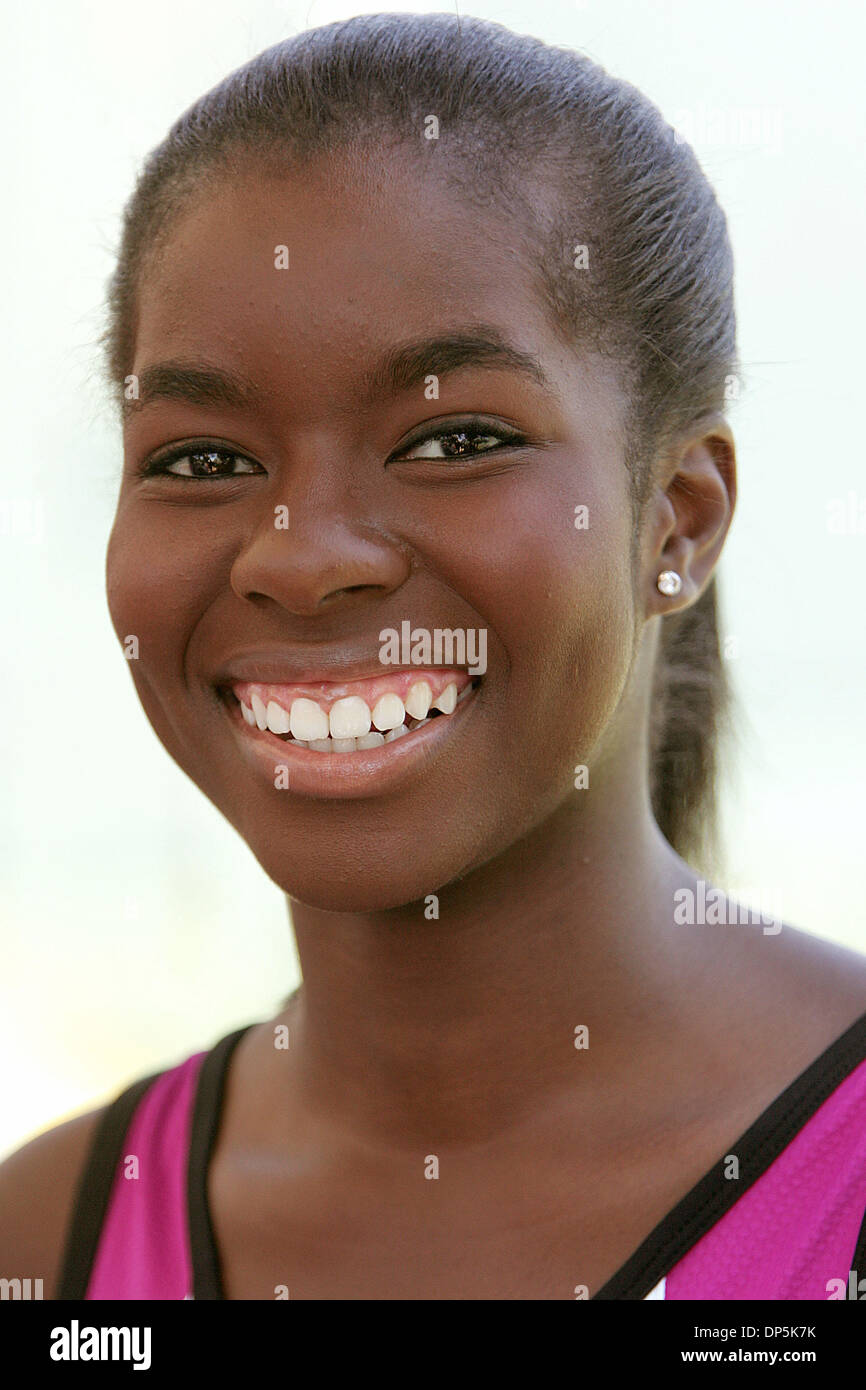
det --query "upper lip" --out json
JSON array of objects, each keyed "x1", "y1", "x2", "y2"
[{"x1": 212, "y1": 648, "x2": 474, "y2": 688}]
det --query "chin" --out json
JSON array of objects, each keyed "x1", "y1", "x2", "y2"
[
  {"x1": 245, "y1": 837, "x2": 474, "y2": 914},
  {"x1": 267, "y1": 865, "x2": 444, "y2": 914}
]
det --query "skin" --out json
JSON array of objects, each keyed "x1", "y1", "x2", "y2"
[{"x1": 4, "y1": 145, "x2": 866, "y2": 1299}]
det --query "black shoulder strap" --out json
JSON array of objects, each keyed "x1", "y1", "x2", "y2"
[
  {"x1": 54, "y1": 1070, "x2": 164, "y2": 1299},
  {"x1": 55, "y1": 1025, "x2": 255, "y2": 1301},
  {"x1": 594, "y1": 1006, "x2": 866, "y2": 1298},
  {"x1": 187, "y1": 1026, "x2": 257, "y2": 1299}
]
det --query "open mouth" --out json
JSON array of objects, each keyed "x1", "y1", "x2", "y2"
[{"x1": 220, "y1": 672, "x2": 482, "y2": 755}]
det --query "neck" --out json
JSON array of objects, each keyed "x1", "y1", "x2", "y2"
[{"x1": 284, "y1": 776, "x2": 703, "y2": 1146}]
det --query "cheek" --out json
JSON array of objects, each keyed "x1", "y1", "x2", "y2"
[
  {"x1": 105, "y1": 502, "x2": 228, "y2": 743},
  {"x1": 107, "y1": 499, "x2": 229, "y2": 646},
  {"x1": 450, "y1": 467, "x2": 636, "y2": 751},
  {"x1": 518, "y1": 547, "x2": 634, "y2": 800},
  {"x1": 407, "y1": 465, "x2": 636, "y2": 871}
]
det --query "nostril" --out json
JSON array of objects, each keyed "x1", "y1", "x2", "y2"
[{"x1": 324, "y1": 585, "x2": 388, "y2": 604}]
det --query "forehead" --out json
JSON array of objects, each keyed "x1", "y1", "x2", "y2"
[{"x1": 131, "y1": 147, "x2": 623, "y2": 426}]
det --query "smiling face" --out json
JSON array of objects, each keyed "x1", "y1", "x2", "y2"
[{"x1": 106, "y1": 145, "x2": 644, "y2": 911}]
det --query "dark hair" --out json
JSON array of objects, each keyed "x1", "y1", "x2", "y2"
[{"x1": 103, "y1": 12, "x2": 738, "y2": 873}]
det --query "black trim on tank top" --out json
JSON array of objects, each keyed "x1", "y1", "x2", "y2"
[
  {"x1": 56, "y1": 1007, "x2": 866, "y2": 1300},
  {"x1": 592, "y1": 1007, "x2": 866, "y2": 1298},
  {"x1": 187, "y1": 1026, "x2": 255, "y2": 1300},
  {"x1": 54, "y1": 1027, "x2": 254, "y2": 1301},
  {"x1": 55, "y1": 1070, "x2": 164, "y2": 1299},
  {"x1": 182, "y1": 1007, "x2": 866, "y2": 1301}
]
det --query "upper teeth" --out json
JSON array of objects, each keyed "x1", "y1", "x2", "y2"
[
  {"x1": 327, "y1": 695, "x2": 372, "y2": 740},
  {"x1": 289, "y1": 697, "x2": 328, "y2": 742},
  {"x1": 434, "y1": 682, "x2": 457, "y2": 714},
  {"x1": 404, "y1": 682, "x2": 432, "y2": 719},
  {"x1": 371, "y1": 692, "x2": 405, "y2": 731},
  {"x1": 250, "y1": 693, "x2": 269, "y2": 731},
  {"x1": 240, "y1": 679, "x2": 470, "y2": 748}
]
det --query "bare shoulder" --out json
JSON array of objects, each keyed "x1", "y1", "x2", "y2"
[
  {"x1": 728, "y1": 916, "x2": 866, "y2": 1070},
  {"x1": 678, "y1": 901, "x2": 866, "y2": 1113},
  {"x1": 765, "y1": 921, "x2": 866, "y2": 1011},
  {"x1": 0, "y1": 1106, "x2": 108, "y2": 1300}
]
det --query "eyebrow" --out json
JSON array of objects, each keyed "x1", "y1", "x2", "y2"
[
  {"x1": 123, "y1": 327, "x2": 553, "y2": 420},
  {"x1": 123, "y1": 362, "x2": 258, "y2": 419},
  {"x1": 362, "y1": 328, "x2": 553, "y2": 400}
]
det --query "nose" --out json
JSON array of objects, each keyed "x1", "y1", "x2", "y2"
[{"x1": 229, "y1": 454, "x2": 412, "y2": 619}]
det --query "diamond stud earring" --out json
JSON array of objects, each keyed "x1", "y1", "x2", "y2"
[{"x1": 657, "y1": 570, "x2": 682, "y2": 596}]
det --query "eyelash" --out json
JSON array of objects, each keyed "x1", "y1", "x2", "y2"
[{"x1": 135, "y1": 419, "x2": 527, "y2": 480}]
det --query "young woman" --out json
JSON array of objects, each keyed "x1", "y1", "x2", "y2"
[{"x1": 2, "y1": 13, "x2": 865, "y2": 1301}]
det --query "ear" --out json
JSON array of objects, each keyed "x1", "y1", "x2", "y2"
[{"x1": 641, "y1": 415, "x2": 737, "y2": 617}]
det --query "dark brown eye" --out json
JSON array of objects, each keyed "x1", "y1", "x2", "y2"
[
  {"x1": 397, "y1": 424, "x2": 521, "y2": 461},
  {"x1": 139, "y1": 446, "x2": 263, "y2": 479}
]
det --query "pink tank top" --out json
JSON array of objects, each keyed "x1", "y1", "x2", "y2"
[{"x1": 56, "y1": 1015, "x2": 866, "y2": 1300}]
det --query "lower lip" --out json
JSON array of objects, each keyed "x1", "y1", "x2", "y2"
[{"x1": 219, "y1": 684, "x2": 480, "y2": 800}]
